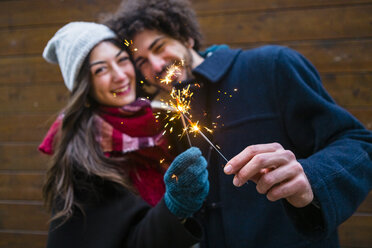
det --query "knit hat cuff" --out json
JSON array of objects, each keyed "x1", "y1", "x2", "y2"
[{"x1": 42, "y1": 22, "x2": 117, "y2": 91}]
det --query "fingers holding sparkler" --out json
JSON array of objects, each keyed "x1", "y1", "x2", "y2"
[{"x1": 223, "y1": 143, "x2": 313, "y2": 207}]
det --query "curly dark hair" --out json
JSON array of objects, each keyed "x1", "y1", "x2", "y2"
[{"x1": 103, "y1": 0, "x2": 203, "y2": 51}]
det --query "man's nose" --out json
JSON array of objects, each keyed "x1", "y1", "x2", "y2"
[{"x1": 148, "y1": 54, "x2": 166, "y2": 73}]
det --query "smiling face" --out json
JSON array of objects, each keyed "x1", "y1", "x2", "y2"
[
  {"x1": 132, "y1": 29, "x2": 204, "y2": 91},
  {"x1": 89, "y1": 41, "x2": 136, "y2": 107}
]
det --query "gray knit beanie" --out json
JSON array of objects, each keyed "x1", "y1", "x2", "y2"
[{"x1": 43, "y1": 22, "x2": 117, "y2": 91}]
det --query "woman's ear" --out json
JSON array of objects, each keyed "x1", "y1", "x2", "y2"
[{"x1": 186, "y1": 38, "x2": 195, "y2": 48}]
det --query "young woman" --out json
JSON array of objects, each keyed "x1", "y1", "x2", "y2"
[{"x1": 39, "y1": 21, "x2": 208, "y2": 248}]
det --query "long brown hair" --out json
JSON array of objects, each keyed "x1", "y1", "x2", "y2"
[{"x1": 43, "y1": 39, "x2": 134, "y2": 223}]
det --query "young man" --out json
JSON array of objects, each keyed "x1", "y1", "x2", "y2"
[{"x1": 105, "y1": 0, "x2": 372, "y2": 247}]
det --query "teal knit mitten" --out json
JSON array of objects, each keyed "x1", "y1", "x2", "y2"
[{"x1": 164, "y1": 147, "x2": 209, "y2": 218}]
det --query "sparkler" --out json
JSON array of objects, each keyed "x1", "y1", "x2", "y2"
[
  {"x1": 124, "y1": 39, "x2": 231, "y2": 162},
  {"x1": 156, "y1": 64, "x2": 194, "y2": 146},
  {"x1": 158, "y1": 63, "x2": 229, "y2": 162}
]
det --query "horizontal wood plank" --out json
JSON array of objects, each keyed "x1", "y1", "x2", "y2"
[
  {"x1": 287, "y1": 39, "x2": 372, "y2": 73},
  {"x1": 2, "y1": 5, "x2": 372, "y2": 56},
  {"x1": 0, "y1": 0, "x2": 121, "y2": 28},
  {"x1": 199, "y1": 5, "x2": 372, "y2": 44},
  {"x1": 1, "y1": 73, "x2": 371, "y2": 114},
  {"x1": 192, "y1": 0, "x2": 372, "y2": 15},
  {"x1": 0, "y1": 114, "x2": 55, "y2": 142},
  {"x1": 0, "y1": 203, "x2": 49, "y2": 231},
  {"x1": 0, "y1": 232, "x2": 46, "y2": 248},
  {"x1": 0, "y1": 56, "x2": 61, "y2": 85},
  {"x1": 1, "y1": 1, "x2": 371, "y2": 248},
  {"x1": 0, "y1": 173, "x2": 44, "y2": 200},
  {"x1": 321, "y1": 72, "x2": 372, "y2": 108},
  {"x1": 0, "y1": 84, "x2": 68, "y2": 114},
  {"x1": 339, "y1": 215, "x2": 372, "y2": 247},
  {"x1": 0, "y1": 26, "x2": 59, "y2": 56},
  {"x1": 357, "y1": 192, "x2": 372, "y2": 214},
  {"x1": 0, "y1": 108, "x2": 371, "y2": 144},
  {"x1": 2, "y1": 0, "x2": 372, "y2": 27},
  {"x1": 348, "y1": 109, "x2": 372, "y2": 130},
  {"x1": 2, "y1": 39, "x2": 371, "y2": 87},
  {"x1": 0, "y1": 144, "x2": 49, "y2": 171}
]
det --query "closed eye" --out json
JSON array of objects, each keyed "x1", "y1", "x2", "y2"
[
  {"x1": 136, "y1": 58, "x2": 146, "y2": 69},
  {"x1": 118, "y1": 56, "x2": 129, "y2": 63},
  {"x1": 94, "y1": 67, "x2": 106, "y2": 75},
  {"x1": 153, "y1": 42, "x2": 165, "y2": 53}
]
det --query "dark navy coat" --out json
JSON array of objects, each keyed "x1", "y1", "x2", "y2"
[{"x1": 189, "y1": 46, "x2": 372, "y2": 248}]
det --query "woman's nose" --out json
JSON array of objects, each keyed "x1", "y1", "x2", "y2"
[{"x1": 112, "y1": 64, "x2": 127, "y2": 82}]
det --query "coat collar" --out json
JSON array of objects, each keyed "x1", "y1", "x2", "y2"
[{"x1": 193, "y1": 48, "x2": 241, "y2": 83}]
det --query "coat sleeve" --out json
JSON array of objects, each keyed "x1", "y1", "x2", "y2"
[
  {"x1": 274, "y1": 47, "x2": 372, "y2": 240},
  {"x1": 46, "y1": 188, "x2": 202, "y2": 248}
]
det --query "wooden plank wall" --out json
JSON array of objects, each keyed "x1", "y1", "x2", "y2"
[{"x1": 0, "y1": 0, "x2": 371, "y2": 247}]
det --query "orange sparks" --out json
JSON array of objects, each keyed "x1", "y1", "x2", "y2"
[
  {"x1": 171, "y1": 174, "x2": 178, "y2": 182},
  {"x1": 123, "y1": 39, "x2": 137, "y2": 53},
  {"x1": 204, "y1": 126, "x2": 213, "y2": 134},
  {"x1": 190, "y1": 121, "x2": 200, "y2": 133},
  {"x1": 160, "y1": 63, "x2": 181, "y2": 85}
]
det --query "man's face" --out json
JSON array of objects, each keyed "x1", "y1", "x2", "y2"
[{"x1": 132, "y1": 29, "x2": 194, "y2": 91}]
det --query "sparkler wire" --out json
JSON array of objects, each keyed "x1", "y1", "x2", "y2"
[
  {"x1": 182, "y1": 113, "x2": 229, "y2": 163},
  {"x1": 180, "y1": 114, "x2": 192, "y2": 147}
]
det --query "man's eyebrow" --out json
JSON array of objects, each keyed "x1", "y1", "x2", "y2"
[
  {"x1": 134, "y1": 36, "x2": 165, "y2": 65},
  {"x1": 149, "y1": 36, "x2": 165, "y2": 50}
]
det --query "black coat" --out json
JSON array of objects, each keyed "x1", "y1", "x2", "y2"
[
  {"x1": 188, "y1": 46, "x2": 372, "y2": 247},
  {"x1": 47, "y1": 183, "x2": 202, "y2": 248}
]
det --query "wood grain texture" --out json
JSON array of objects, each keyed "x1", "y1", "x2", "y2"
[
  {"x1": 0, "y1": 73, "x2": 370, "y2": 114},
  {"x1": 192, "y1": 0, "x2": 372, "y2": 15},
  {"x1": 2, "y1": 0, "x2": 372, "y2": 27},
  {"x1": 0, "y1": 173, "x2": 44, "y2": 201},
  {"x1": 2, "y1": 5, "x2": 372, "y2": 56},
  {"x1": 1, "y1": 0, "x2": 371, "y2": 247},
  {"x1": 0, "y1": 114, "x2": 55, "y2": 142},
  {"x1": 357, "y1": 192, "x2": 372, "y2": 214},
  {"x1": 321, "y1": 73, "x2": 372, "y2": 107},
  {"x1": 0, "y1": 56, "x2": 62, "y2": 85},
  {"x1": 2, "y1": 39, "x2": 371, "y2": 86},
  {"x1": 0, "y1": 203, "x2": 49, "y2": 231},
  {"x1": 348, "y1": 109, "x2": 372, "y2": 130},
  {"x1": 0, "y1": 144, "x2": 49, "y2": 171},
  {"x1": 0, "y1": 232, "x2": 47, "y2": 248},
  {"x1": 339, "y1": 215, "x2": 372, "y2": 248},
  {"x1": 0, "y1": 0, "x2": 121, "y2": 28},
  {"x1": 0, "y1": 84, "x2": 68, "y2": 114},
  {"x1": 199, "y1": 5, "x2": 372, "y2": 44}
]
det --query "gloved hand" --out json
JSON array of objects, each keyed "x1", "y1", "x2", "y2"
[{"x1": 164, "y1": 147, "x2": 209, "y2": 218}]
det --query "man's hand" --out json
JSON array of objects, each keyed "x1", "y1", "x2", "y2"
[{"x1": 224, "y1": 143, "x2": 313, "y2": 208}]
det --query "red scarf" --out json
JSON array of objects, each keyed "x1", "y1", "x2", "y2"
[{"x1": 39, "y1": 99, "x2": 173, "y2": 206}]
